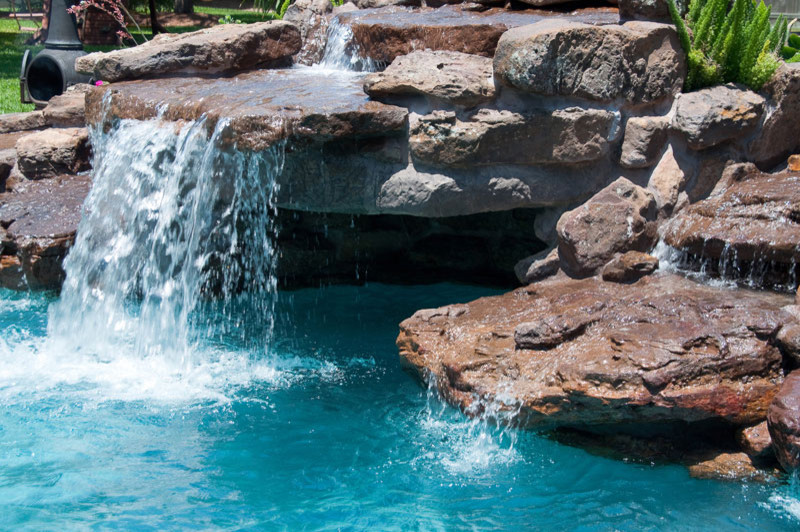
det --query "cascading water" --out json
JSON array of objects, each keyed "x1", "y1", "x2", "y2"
[
  {"x1": 318, "y1": 17, "x2": 379, "y2": 72},
  {"x1": 43, "y1": 110, "x2": 286, "y2": 391}
]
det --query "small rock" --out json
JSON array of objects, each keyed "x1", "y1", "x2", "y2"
[
  {"x1": 673, "y1": 84, "x2": 765, "y2": 150},
  {"x1": 364, "y1": 50, "x2": 495, "y2": 107},
  {"x1": 0, "y1": 254, "x2": 25, "y2": 290},
  {"x1": 601, "y1": 251, "x2": 659, "y2": 283},
  {"x1": 556, "y1": 178, "x2": 659, "y2": 278},
  {"x1": 648, "y1": 145, "x2": 685, "y2": 216},
  {"x1": 76, "y1": 20, "x2": 302, "y2": 82},
  {"x1": 620, "y1": 116, "x2": 668, "y2": 169},
  {"x1": 776, "y1": 322, "x2": 800, "y2": 366},
  {"x1": 494, "y1": 20, "x2": 684, "y2": 104},
  {"x1": 768, "y1": 372, "x2": 800, "y2": 473},
  {"x1": 15, "y1": 128, "x2": 90, "y2": 180},
  {"x1": 0, "y1": 111, "x2": 46, "y2": 134},
  {"x1": 0, "y1": 148, "x2": 16, "y2": 192},
  {"x1": 42, "y1": 92, "x2": 86, "y2": 128},
  {"x1": 284, "y1": 0, "x2": 332, "y2": 65},
  {"x1": 736, "y1": 421, "x2": 773, "y2": 459},
  {"x1": 789, "y1": 154, "x2": 800, "y2": 172},
  {"x1": 514, "y1": 247, "x2": 559, "y2": 285},
  {"x1": 688, "y1": 452, "x2": 771, "y2": 482}
]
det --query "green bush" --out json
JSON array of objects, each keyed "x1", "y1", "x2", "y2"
[
  {"x1": 781, "y1": 28, "x2": 800, "y2": 63},
  {"x1": 667, "y1": 0, "x2": 787, "y2": 91}
]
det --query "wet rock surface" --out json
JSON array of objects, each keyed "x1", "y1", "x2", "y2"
[
  {"x1": 601, "y1": 251, "x2": 659, "y2": 283},
  {"x1": 767, "y1": 372, "x2": 800, "y2": 473},
  {"x1": 661, "y1": 171, "x2": 800, "y2": 279},
  {"x1": 514, "y1": 247, "x2": 559, "y2": 284},
  {"x1": 76, "y1": 21, "x2": 302, "y2": 82},
  {"x1": 363, "y1": 50, "x2": 495, "y2": 107},
  {"x1": 397, "y1": 273, "x2": 789, "y2": 430},
  {"x1": 687, "y1": 452, "x2": 774, "y2": 482},
  {"x1": 736, "y1": 421, "x2": 773, "y2": 459},
  {"x1": 0, "y1": 174, "x2": 91, "y2": 289},
  {"x1": 556, "y1": 178, "x2": 658, "y2": 278},
  {"x1": 42, "y1": 93, "x2": 87, "y2": 128},
  {"x1": 284, "y1": 0, "x2": 332, "y2": 65},
  {"x1": 672, "y1": 85, "x2": 764, "y2": 150},
  {"x1": 86, "y1": 69, "x2": 407, "y2": 152},
  {"x1": 15, "y1": 128, "x2": 91, "y2": 180},
  {"x1": 494, "y1": 20, "x2": 684, "y2": 104},
  {"x1": 338, "y1": 5, "x2": 619, "y2": 63},
  {"x1": 409, "y1": 108, "x2": 615, "y2": 168}
]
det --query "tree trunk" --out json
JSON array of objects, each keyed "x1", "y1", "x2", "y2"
[
  {"x1": 27, "y1": 0, "x2": 51, "y2": 44},
  {"x1": 174, "y1": 0, "x2": 193, "y2": 15},
  {"x1": 149, "y1": 0, "x2": 168, "y2": 34}
]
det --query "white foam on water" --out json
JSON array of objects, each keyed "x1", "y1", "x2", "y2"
[{"x1": 318, "y1": 17, "x2": 380, "y2": 72}]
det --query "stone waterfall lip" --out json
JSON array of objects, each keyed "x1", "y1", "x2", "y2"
[
  {"x1": 85, "y1": 66, "x2": 409, "y2": 152},
  {"x1": 333, "y1": 5, "x2": 620, "y2": 62}
]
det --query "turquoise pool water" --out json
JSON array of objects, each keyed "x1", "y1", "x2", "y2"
[{"x1": 1, "y1": 283, "x2": 799, "y2": 531}]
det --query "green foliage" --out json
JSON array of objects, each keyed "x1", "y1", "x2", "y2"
[
  {"x1": 329, "y1": 0, "x2": 345, "y2": 6},
  {"x1": 218, "y1": 14, "x2": 243, "y2": 24},
  {"x1": 667, "y1": 0, "x2": 787, "y2": 91},
  {"x1": 251, "y1": 0, "x2": 293, "y2": 18}
]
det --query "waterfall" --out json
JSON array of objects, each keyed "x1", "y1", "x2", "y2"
[
  {"x1": 318, "y1": 17, "x2": 380, "y2": 72},
  {"x1": 48, "y1": 113, "x2": 285, "y2": 365}
]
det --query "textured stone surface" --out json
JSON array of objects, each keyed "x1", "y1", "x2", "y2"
[
  {"x1": 338, "y1": 5, "x2": 619, "y2": 63},
  {"x1": 364, "y1": 50, "x2": 495, "y2": 107},
  {"x1": 648, "y1": 145, "x2": 686, "y2": 216},
  {"x1": 749, "y1": 64, "x2": 800, "y2": 168},
  {"x1": 284, "y1": 0, "x2": 332, "y2": 65},
  {"x1": 494, "y1": 20, "x2": 684, "y2": 104},
  {"x1": 42, "y1": 92, "x2": 86, "y2": 128},
  {"x1": 0, "y1": 174, "x2": 91, "y2": 290},
  {"x1": 514, "y1": 247, "x2": 559, "y2": 285},
  {"x1": 76, "y1": 21, "x2": 302, "y2": 82},
  {"x1": 687, "y1": 452, "x2": 771, "y2": 482},
  {"x1": 601, "y1": 251, "x2": 659, "y2": 283},
  {"x1": 662, "y1": 171, "x2": 800, "y2": 271},
  {"x1": 672, "y1": 85, "x2": 765, "y2": 150},
  {"x1": 15, "y1": 128, "x2": 90, "y2": 180},
  {"x1": 768, "y1": 372, "x2": 800, "y2": 472},
  {"x1": 0, "y1": 111, "x2": 46, "y2": 134},
  {"x1": 557, "y1": 178, "x2": 658, "y2": 278},
  {"x1": 0, "y1": 148, "x2": 15, "y2": 192},
  {"x1": 776, "y1": 322, "x2": 800, "y2": 366},
  {"x1": 409, "y1": 108, "x2": 615, "y2": 168},
  {"x1": 619, "y1": 0, "x2": 685, "y2": 22},
  {"x1": 620, "y1": 116, "x2": 668, "y2": 169},
  {"x1": 789, "y1": 155, "x2": 800, "y2": 172},
  {"x1": 398, "y1": 273, "x2": 788, "y2": 429},
  {"x1": 736, "y1": 421, "x2": 773, "y2": 459}
]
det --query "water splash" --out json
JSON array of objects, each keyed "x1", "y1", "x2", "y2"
[
  {"x1": 652, "y1": 240, "x2": 797, "y2": 292},
  {"x1": 318, "y1": 17, "x2": 380, "y2": 72},
  {"x1": 47, "y1": 114, "x2": 285, "y2": 379},
  {"x1": 414, "y1": 377, "x2": 521, "y2": 475}
]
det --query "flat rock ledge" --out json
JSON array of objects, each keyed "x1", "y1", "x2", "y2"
[
  {"x1": 76, "y1": 20, "x2": 302, "y2": 82},
  {"x1": 398, "y1": 273, "x2": 788, "y2": 431},
  {"x1": 661, "y1": 171, "x2": 800, "y2": 286}
]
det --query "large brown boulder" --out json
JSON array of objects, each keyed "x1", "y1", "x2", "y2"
[
  {"x1": 0, "y1": 174, "x2": 90, "y2": 290},
  {"x1": 15, "y1": 127, "x2": 90, "y2": 180},
  {"x1": 556, "y1": 178, "x2": 659, "y2": 278},
  {"x1": 398, "y1": 273, "x2": 788, "y2": 430},
  {"x1": 363, "y1": 50, "x2": 495, "y2": 107},
  {"x1": 494, "y1": 20, "x2": 684, "y2": 104},
  {"x1": 409, "y1": 108, "x2": 615, "y2": 168},
  {"x1": 672, "y1": 85, "x2": 764, "y2": 150},
  {"x1": 76, "y1": 21, "x2": 302, "y2": 82},
  {"x1": 661, "y1": 171, "x2": 800, "y2": 284},
  {"x1": 768, "y1": 372, "x2": 800, "y2": 473}
]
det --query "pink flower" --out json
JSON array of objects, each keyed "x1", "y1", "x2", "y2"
[{"x1": 95, "y1": 80, "x2": 104, "y2": 86}]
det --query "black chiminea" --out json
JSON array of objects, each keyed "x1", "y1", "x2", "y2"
[{"x1": 20, "y1": 0, "x2": 91, "y2": 106}]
